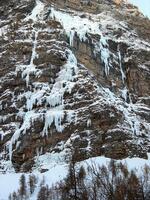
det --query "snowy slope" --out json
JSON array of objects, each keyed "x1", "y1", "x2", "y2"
[{"x1": 0, "y1": 153, "x2": 150, "y2": 199}]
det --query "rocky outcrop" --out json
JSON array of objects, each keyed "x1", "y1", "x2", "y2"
[{"x1": 0, "y1": 0, "x2": 150, "y2": 172}]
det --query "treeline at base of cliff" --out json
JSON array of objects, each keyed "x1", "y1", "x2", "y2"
[{"x1": 9, "y1": 159, "x2": 150, "y2": 200}]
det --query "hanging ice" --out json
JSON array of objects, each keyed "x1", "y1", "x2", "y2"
[
  {"x1": 118, "y1": 45, "x2": 126, "y2": 83},
  {"x1": 26, "y1": 89, "x2": 45, "y2": 111},
  {"x1": 69, "y1": 29, "x2": 75, "y2": 46},
  {"x1": 43, "y1": 110, "x2": 64, "y2": 135},
  {"x1": 43, "y1": 49, "x2": 78, "y2": 134},
  {"x1": 9, "y1": 111, "x2": 41, "y2": 160},
  {"x1": 50, "y1": 7, "x2": 112, "y2": 76},
  {"x1": 99, "y1": 35, "x2": 111, "y2": 76},
  {"x1": 50, "y1": 7, "x2": 99, "y2": 45},
  {"x1": 57, "y1": 49, "x2": 78, "y2": 81}
]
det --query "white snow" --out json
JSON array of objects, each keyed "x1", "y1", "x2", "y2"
[
  {"x1": 0, "y1": 173, "x2": 21, "y2": 200},
  {"x1": 81, "y1": 154, "x2": 150, "y2": 172},
  {"x1": 0, "y1": 166, "x2": 67, "y2": 200},
  {"x1": 25, "y1": 0, "x2": 45, "y2": 22},
  {"x1": 0, "y1": 153, "x2": 149, "y2": 200},
  {"x1": 66, "y1": 110, "x2": 75, "y2": 123}
]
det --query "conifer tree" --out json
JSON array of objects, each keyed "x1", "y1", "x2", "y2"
[
  {"x1": 37, "y1": 185, "x2": 49, "y2": 200},
  {"x1": 19, "y1": 174, "x2": 27, "y2": 200},
  {"x1": 28, "y1": 174, "x2": 37, "y2": 195}
]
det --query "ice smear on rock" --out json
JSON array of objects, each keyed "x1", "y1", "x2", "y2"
[
  {"x1": 99, "y1": 35, "x2": 111, "y2": 75},
  {"x1": 16, "y1": 31, "x2": 40, "y2": 87},
  {"x1": 1, "y1": 0, "x2": 149, "y2": 173},
  {"x1": 50, "y1": 7, "x2": 112, "y2": 76},
  {"x1": 16, "y1": 0, "x2": 45, "y2": 87},
  {"x1": 8, "y1": 111, "x2": 41, "y2": 161},
  {"x1": 101, "y1": 87, "x2": 149, "y2": 136},
  {"x1": 25, "y1": 0, "x2": 45, "y2": 22},
  {"x1": 9, "y1": 48, "x2": 78, "y2": 159},
  {"x1": 118, "y1": 45, "x2": 126, "y2": 83},
  {"x1": 43, "y1": 110, "x2": 64, "y2": 134},
  {"x1": 42, "y1": 50, "x2": 78, "y2": 135}
]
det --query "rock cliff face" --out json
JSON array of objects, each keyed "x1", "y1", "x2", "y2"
[{"x1": 0, "y1": 0, "x2": 150, "y2": 172}]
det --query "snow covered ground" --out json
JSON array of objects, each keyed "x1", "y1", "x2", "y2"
[
  {"x1": 128, "y1": 0, "x2": 150, "y2": 18},
  {"x1": 0, "y1": 154, "x2": 150, "y2": 200}
]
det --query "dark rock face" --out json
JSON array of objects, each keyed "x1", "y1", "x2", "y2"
[{"x1": 0, "y1": 0, "x2": 150, "y2": 172}]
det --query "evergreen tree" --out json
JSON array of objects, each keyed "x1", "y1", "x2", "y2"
[
  {"x1": 37, "y1": 185, "x2": 49, "y2": 200},
  {"x1": 12, "y1": 192, "x2": 18, "y2": 200},
  {"x1": 28, "y1": 174, "x2": 37, "y2": 195},
  {"x1": 19, "y1": 174, "x2": 27, "y2": 199}
]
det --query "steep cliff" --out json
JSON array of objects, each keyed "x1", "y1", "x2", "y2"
[{"x1": 0, "y1": 0, "x2": 150, "y2": 173}]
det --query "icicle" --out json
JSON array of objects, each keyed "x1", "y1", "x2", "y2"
[
  {"x1": 49, "y1": 7, "x2": 114, "y2": 76},
  {"x1": 118, "y1": 45, "x2": 126, "y2": 83},
  {"x1": 99, "y1": 35, "x2": 111, "y2": 76},
  {"x1": 49, "y1": 6, "x2": 100, "y2": 48},
  {"x1": 26, "y1": 89, "x2": 45, "y2": 111},
  {"x1": 0, "y1": 130, "x2": 4, "y2": 141},
  {"x1": 69, "y1": 29, "x2": 75, "y2": 46},
  {"x1": 87, "y1": 119, "x2": 91, "y2": 127},
  {"x1": 30, "y1": 31, "x2": 38, "y2": 66},
  {"x1": 121, "y1": 87, "x2": 128, "y2": 101},
  {"x1": 43, "y1": 110, "x2": 64, "y2": 135},
  {"x1": 46, "y1": 91, "x2": 64, "y2": 108},
  {"x1": 9, "y1": 111, "x2": 41, "y2": 160}
]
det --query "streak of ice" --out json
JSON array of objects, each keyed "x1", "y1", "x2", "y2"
[
  {"x1": 50, "y1": 7, "x2": 112, "y2": 76},
  {"x1": 25, "y1": 0, "x2": 45, "y2": 22}
]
